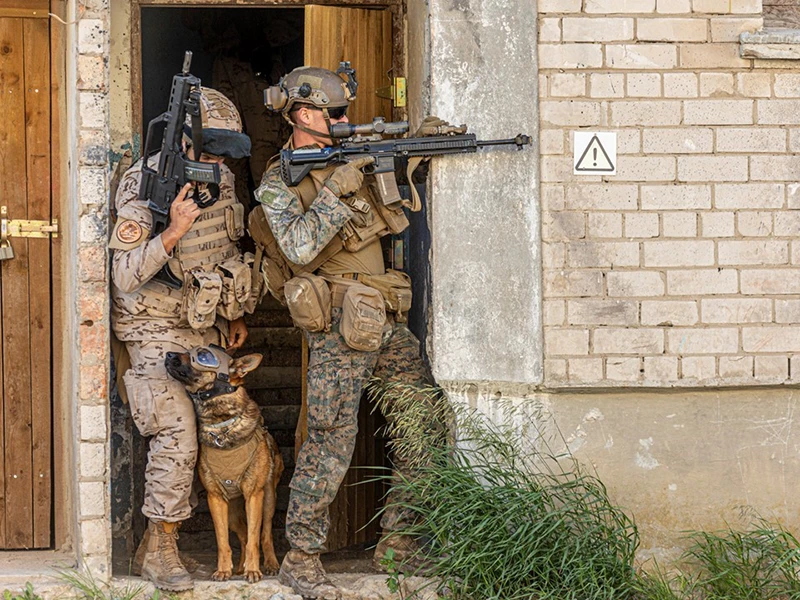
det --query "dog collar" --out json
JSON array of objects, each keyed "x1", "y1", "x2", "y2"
[{"x1": 189, "y1": 378, "x2": 239, "y2": 403}]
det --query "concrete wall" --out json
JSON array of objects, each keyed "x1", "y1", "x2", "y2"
[{"x1": 422, "y1": 0, "x2": 542, "y2": 385}]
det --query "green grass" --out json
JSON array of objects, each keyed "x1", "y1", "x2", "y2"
[
  {"x1": 367, "y1": 380, "x2": 800, "y2": 600},
  {"x1": 367, "y1": 381, "x2": 641, "y2": 600},
  {"x1": 56, "y1": 569, "x2": 149, "y2": 600}
]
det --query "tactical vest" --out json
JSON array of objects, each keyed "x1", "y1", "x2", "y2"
[
  {"x1": 113, "y1": 168, "x2": 252, "y2": 334},
  {"x1": 249, "y1": 157, "x2": 409, "y2": 304}
]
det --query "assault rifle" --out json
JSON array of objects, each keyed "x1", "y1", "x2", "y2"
[
  {"x1": 280, "y1": 117, "x2": 531, "y2": 207},
  {"x1": 139, "y1": 51, "x2": 221, "y2": 288}
]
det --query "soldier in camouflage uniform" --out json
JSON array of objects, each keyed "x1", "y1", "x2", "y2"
[
  {"x1": 110, "y1": 88, "x2": 253, "y2": 592},
  {"x1": 253, "y1": 66, "x2": 450, "y2": 600}
]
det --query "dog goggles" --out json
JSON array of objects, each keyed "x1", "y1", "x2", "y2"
[{"x1": 189, "y1": 344, "x2": 231, "y2": 375}]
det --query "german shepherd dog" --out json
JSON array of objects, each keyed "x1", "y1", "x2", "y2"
[{"x1": 165, "y1": 345, "x2": 284, "y2": 582}]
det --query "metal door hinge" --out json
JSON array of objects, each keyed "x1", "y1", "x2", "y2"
[{"x1": 376, "y1": 77, "x2": 407, "y2": 108}]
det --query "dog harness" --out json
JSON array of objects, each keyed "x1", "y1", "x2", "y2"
[{"x1": 202, "y1": 427, "x2": 265, "y2": 501}]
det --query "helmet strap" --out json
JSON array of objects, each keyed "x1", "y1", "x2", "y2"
[{"x1": 282, "y1": 111, "x2": 334, "y2": 143}]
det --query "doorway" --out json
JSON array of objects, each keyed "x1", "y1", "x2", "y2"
[{"x1": 114, "y1": 2, "x2": 401, "y2": 574}]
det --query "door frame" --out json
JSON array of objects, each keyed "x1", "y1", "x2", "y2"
[{"x1": 130, "y1": 0, "x2": 406, "y2": 144}]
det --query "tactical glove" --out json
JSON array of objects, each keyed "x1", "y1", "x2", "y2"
[
  {"x1": 414, "y1": 116, "x2": 466, "y2": 137},
  {"x1": 324, "y1": 156, "x2": 375, "y2": 197}
]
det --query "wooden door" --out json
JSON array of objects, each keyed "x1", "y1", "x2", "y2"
[
  {"x1": 0, "y1": 0, "x2": 54, "y2": 549},
  {"x1": 302, "y1": 5, "x2": 393, "y2": 552},
  {"x1": 304, "y1": 5, "x2": 393, "y2": 126}
]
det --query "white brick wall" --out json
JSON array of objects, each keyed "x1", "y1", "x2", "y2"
[{"x1": 536, "y1": 1, "x2": 800, "y2": 388}]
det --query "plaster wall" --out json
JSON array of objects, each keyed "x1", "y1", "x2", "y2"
[
  {"x1": 450, "y1": 383, "x2": 800, "y2": 558},
  {"x1": 423, "y1": 0, "x2": 542, "y2": 385}
]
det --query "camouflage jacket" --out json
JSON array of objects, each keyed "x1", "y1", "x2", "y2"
[
  {"x1": 110, "y1": 155, "x2": 244, "y2": 343},
  {"x1": 253, "y1": 161, "x2": 352, "y2": 266}
]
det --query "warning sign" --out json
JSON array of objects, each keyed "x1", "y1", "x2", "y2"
[{"x1": 573, "y1": 132, "x2": 616, "y2": 175}]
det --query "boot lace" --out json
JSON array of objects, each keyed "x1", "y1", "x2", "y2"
[{"x1": 159, "y1": 529, "x2": 184, "y2": 573}]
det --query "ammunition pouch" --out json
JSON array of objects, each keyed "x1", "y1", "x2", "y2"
[
  {"x1": 184, "y1": 269, "x2": 222, "y2": 330},
  {"x1": 216, "y1": 254, "x2": 252, "y2": 321},
  {"x1": 225, "y1": 203, "x2": 246, "y2": 241},
  {"x1": 285, "y1": 273, "x2": 332, "y2": 333}
]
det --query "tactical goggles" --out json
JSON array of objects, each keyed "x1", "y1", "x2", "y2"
[
  {"x1": 188, "y1": 344, "x2": 231, "y2": 375},
  {"x1": 184, "y1": 126, "x2": 252, "y2": 159}
]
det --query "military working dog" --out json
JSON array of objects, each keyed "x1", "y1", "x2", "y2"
[{"x1": 165, "y1": 345, "x2": 283, "y2": 582}]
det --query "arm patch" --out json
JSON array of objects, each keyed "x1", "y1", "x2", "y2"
[{"x1": 109, "y1": 219, "x2": 150, "y2": 251}]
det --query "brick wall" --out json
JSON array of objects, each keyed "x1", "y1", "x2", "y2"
[
  {"x1": 539, "y1": 0, "x2": 800, "y2": 388},
  {"x1": 74, "y1": 0, "x2": 112, "y2": 578}
]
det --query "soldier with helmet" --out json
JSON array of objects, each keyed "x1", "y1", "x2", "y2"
[
  {"x1": 110, "y1": 88, "x2": 253, "y2": 592},
  {"x1": 253, "y1": 65, "x2": 450, "y2": 600}
]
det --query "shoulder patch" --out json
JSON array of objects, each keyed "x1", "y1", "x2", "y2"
[
  {"x1": 255, "y1": 168, "x2": 295, "y2": 210},
  {"x1": 117, "y1": 220, "x2": 143, "y2": 243},
  {"x1": 109, "y1": 219, "x2": 149, "y2": 251}
]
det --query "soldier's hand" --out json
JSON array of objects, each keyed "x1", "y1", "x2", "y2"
[
  {"x1": 161, "y1": 183, "x2": 200, "y2": 253},
  {"x1": 226, "y1": 317, "x2": 248, "y2": 352},
  {"x1": 415, "y1": 116, "x2": 465, "y2": 137},
  {"x1": 324, "y1": 157, "x2": 375, "y2": 197}
]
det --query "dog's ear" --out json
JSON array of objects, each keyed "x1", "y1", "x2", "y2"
[{"x1": 229, "y1": 354, "x2": 263, "y2": 384}]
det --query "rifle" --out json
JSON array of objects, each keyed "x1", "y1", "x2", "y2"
[
  {"x1": 279, "y1": 117, "x2": 531, "y2": 208},
  {"x1": 138, "y1": 51, "x2": 221, "y2": 288}
]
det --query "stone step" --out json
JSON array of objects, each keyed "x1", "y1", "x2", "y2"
[{"x1": 0, "y1": 572, "x2": 439, "y2": 600}]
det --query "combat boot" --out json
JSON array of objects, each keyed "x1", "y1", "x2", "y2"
[
  {"x1": 140, "y1": 520, "x2": 194, "y2": 592},
  {"x1": 372, "y1": 534, "x2": 433, "y2": 575},
  {"x1": 132, "y1": 523, "x2": 200, "y2": 576},
  {"x1": 279, "y1": 549, "x2": 341, "y2": 600}
]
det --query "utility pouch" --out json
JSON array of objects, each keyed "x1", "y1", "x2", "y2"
[
  {"x1": 340, "y1": 283, "x2": 385, "y2": 352},
  {"x1": 285, "y1": 273, "x2": 332, "y2": 333},
  {"x1": 216, "y1": 256, "x2": 252, "y2": 321},
  {"x1": 339, "y1": 219, "x2": 389, "y2": 253},
  {"x1": 360, "y1": 269, "x2": 413, "y2": 323},
  {"x1": 184, "y1": 269, "x2": 222, "y2": 330},
  {"x1": 225, "y1": 203, "x2": 245, "y2": 240}
]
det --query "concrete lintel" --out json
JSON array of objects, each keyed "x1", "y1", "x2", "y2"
[{"x1": 741, "y1": 29, "x2": 800, "y2": 59}]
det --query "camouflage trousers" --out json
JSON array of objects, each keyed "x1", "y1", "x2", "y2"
[
  {"x1": 286, "y1": 309, "x2": 435, "y2": 553},
  {"x1": 122, "y1": 328, "x2": 220, "y2": 522}
]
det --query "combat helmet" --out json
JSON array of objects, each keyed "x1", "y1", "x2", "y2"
[
  {"x1": 185, "y1": 87, "x2": 251, "y2": 159},
  {"x1": 264, "y1": 62, "x2": 358, "y2": 139}
]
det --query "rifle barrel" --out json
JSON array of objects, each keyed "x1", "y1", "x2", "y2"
[{"x1": 476, "y1": 134, "x2": 532, "y2": 148}]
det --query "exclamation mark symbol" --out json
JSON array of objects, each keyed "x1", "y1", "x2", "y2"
[{"x1": 593, "y1": 147, "x2": 597, "y2": 167}]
